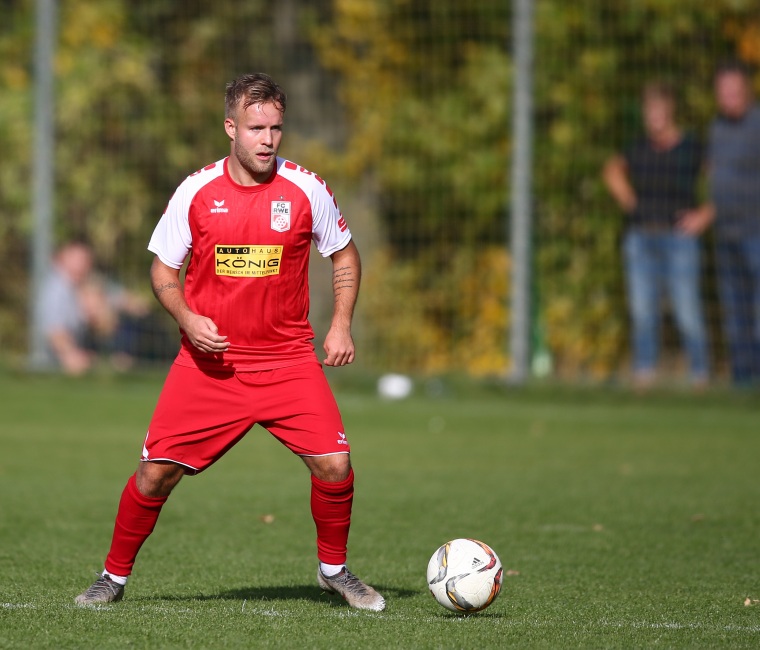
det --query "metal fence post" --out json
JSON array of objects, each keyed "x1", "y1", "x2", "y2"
[
  {"x1": 28, "y1": 0, "x2": 58, "y2": 370},
  {"x1": 508, "y1": 0, "x2": 534, "y2": 383}
]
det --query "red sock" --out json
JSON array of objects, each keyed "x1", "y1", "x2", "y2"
[
  {"x1": 311, "y1": 469, "x2": 354, "y2": 565},
  {"x1": 104, "y1": 473, "x2": 168, "y2": 577}
]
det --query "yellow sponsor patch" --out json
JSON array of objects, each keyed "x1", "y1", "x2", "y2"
[{"x1": 215, "y1": 245, "x2": 283, "y2": 277}]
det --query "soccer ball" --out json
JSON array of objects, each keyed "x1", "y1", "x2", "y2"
[{"x1": 426, "y1": 538, "x2": 503, "y2": 613}]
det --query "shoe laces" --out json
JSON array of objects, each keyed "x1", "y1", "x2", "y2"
[
  {"x1": 83, "y1": 573, "x2": 122, "y2": 598},
  {"x1": 338, "y1": 569, "x2": 370, "y2": 595}
]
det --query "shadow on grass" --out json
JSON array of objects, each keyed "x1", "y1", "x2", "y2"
[
  {"x1": 430, "y1": 609, "x2": 508, "y2": 620},
  {"x1": 144, "y1": 584, "x2": 418, "y2": 604}
]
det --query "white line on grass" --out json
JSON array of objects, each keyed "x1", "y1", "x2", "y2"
[
  {"x1": 50, "y1": 602, "x2": 760, "y2": 634},
  {"x1": 600, "y1": 619, "x2": 760, "y2": 633}
]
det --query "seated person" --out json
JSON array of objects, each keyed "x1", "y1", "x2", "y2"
[
  {"x1": 36, "y1": 241, "x2": 173, "y2": 374},
  {"x1": 36, "y1": 241, "x2": 96, "y2": 375}
]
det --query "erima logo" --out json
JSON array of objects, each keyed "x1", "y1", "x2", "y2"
[
  {"x1": 211, "y1": 199, "x2": 229, "y2": 214},
  {"x1": 471, "y1": 558, "x2": 485, "y2": 569},
  {"x1": 337, "y1": 432, "x2": 348, "y2": 446}
]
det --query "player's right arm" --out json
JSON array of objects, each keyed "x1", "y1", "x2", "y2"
[{"x1": 150, "y1": 257, "x2": 229, "y2": 354}]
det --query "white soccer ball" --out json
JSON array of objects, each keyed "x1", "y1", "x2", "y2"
[{"x1": 426, "y1": 538, "x2": 503, "y2": 613}]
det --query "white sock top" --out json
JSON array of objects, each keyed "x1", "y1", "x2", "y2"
[
  {"x1": 320, "y1": 562, "x2": 345, "y2": 577},
  {"x1": 103, "y1": 570, "x2": 128, "y2": 586}
]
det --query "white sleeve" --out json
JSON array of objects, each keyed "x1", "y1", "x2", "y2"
[
  {"x1": 147, "y1": 187, "x2": 193, "y2": 269},
  {"x1": 311, "y1": 185, "x2": 352, "y2": 257}
]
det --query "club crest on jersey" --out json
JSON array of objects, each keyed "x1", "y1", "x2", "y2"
[{"x1": 271, "y1": 201, "x2": 291, "y2": 232}]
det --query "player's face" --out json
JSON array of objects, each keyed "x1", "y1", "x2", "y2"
[
  {"x1": 715, "y1": 72, "x2": 751, "y2": 120},
  {"x1": 225, "y1": 100, "x2": 283, "y2": 183}
]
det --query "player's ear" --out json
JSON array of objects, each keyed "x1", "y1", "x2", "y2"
[{"x1": 224, "y1": 117, "x2": 236, "y2": 140}]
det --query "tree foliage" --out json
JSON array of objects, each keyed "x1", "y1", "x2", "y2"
[
  {"x1": 1, "y1": 0, "x2": 759, "y2": 376},
  {"x1": 0, "y1": 0, "x2": 323, "y2": 355},
  {"x1": 314, "y1": 0, "x2": 760, "y2": 377}
]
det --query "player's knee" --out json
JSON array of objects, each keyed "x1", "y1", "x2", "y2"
[
  {"x1": 136, "y1": 460, "x2": 184, "y2": 497},
  {"x1": 305, "y1": 453, "x2": 352, "y2": 482}
]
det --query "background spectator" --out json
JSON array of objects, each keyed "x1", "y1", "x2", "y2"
[
  {"x1": 35, "y1": 241, "x2": 96, "y2": 375},
  {"x1": 35, "y1": 240, "x2": 171, "y2": 374},
  {"x1": 603, "y1": 81, "x2": 710, "y2": 389},
  {"x1": 681, "y1": 62, "x2": 760, "y2": 386},
  {"x1": 709, "y1": 62, "x2": 760, "y2": 386}
]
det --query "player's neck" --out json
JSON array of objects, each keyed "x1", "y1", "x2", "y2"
[{"x1": 226, "y1": 156, "x2": 275, "y2": 187}]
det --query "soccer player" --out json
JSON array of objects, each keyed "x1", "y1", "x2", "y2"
[{"x1": 75, "y1": 73, "x2": 385, "y2": 611}]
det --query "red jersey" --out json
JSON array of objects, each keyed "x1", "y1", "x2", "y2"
[{"x1": 148, "y1": 157, "x2": 352, "y2": 371}]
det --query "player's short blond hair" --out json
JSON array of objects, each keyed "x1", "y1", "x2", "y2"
[{"x1": 225, "y1": 73, "x2": 287, "y2": 119}]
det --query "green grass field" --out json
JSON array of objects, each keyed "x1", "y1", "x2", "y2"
[{"x1": 1, "y1": 370, "x2": 759, "y2": 648}]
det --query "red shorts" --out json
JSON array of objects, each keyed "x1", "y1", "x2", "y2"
[{"x1": 141, "y1": 361, "x2": 349, "y2": 474}]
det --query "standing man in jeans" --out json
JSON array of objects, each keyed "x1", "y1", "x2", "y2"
[
  {"x1": 604, "y1": 81, "x2": 710, "y2": 389},
  {"x1": 681, "y1": 62, "x2": 760, "y2": 387}
]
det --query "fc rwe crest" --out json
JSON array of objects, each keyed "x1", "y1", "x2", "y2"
[{"x1": 271, "y1": 201, "x2": 291, "y2": 232}]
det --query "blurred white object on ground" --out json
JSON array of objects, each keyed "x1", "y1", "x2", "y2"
[{"x1": 377, "y1": 373, "x2": 413, "y2": 399}]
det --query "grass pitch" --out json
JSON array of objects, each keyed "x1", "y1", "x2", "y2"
[{"x1": 1, "y1": 370, "x2": 759, "y2": 648}]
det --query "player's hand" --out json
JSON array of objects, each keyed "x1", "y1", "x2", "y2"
[
  {"x1": 181, "y1": 313, "x2": 229, "y2": 354},
  {"x1": 323, "y1": 327, "x2": 355, "y2": 366}
]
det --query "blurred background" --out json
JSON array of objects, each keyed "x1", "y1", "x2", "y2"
[{"x1": 2, "y1": 0, "x2": 759, "y2": 387}]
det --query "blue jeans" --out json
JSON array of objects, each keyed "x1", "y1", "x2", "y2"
[
  {"x1": 715, "y1": 236, "x2": 760, "y2": 385},
  {"x1": 623, "y1": 230, "x2": 709, "y2": 379}
]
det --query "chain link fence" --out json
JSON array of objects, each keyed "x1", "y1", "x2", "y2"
[{"x1": 2, "y1": 0, "x2": 759, "y2": 386}]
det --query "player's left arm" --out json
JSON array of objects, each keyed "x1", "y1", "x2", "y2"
[{"x1": 323, "y1": 240, "x2": 361, "y2": 367}]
